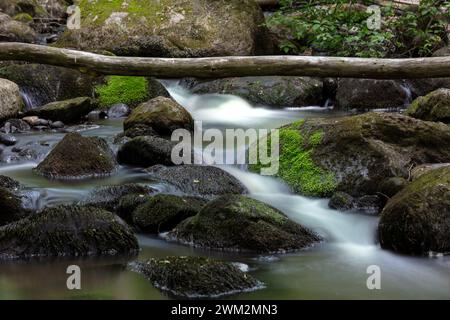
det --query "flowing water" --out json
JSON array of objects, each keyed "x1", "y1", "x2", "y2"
[{"x1": 0, "y1": 83, "x2": 449, "y2": 300}]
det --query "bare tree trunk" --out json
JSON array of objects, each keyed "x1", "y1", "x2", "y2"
[{"x1": 1, "y1": 43, "x2": 450, "y2": 79}]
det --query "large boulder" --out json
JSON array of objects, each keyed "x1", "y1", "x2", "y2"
[
  {"x1": 0, "y1": 205, "x2": 139, "y2": 260},
  {"x1": 0, "y1": 12, "x2": 38, "y2": 43},
  {"x1": 132, "y1": 194, "x2": 207, "y2": 234},
  {"x1": 0, "y1": 63, "x2": 97, "y2": 108},
  {"x1": 124, "y1": 97, "x2": 194, "y2": 137},
  {"x1": 405, "y1": 78, "x2": 450, "y2": 98},
  {"x1": 25, "y1": 97, "x2": 96, "y2": 123},
  {"x1": 145, "y1": 165, "x2": 248, "y2": 197},
  {"x1": 80, "y1": 183, "x2": 155, "y2": 212},
  {"x1": 0, "y1": 78, "x2": 23, "y2": 120},
  {"x1": 169, "y1": 195, "x2": 321, "y2": 253},
  {"x1": 251, "y1": 112, "x2": 450, "y2": 198},
  {"x1": 0, "y1": 186, "x2": 23, "y2": 226},
  {"x1": 130, "y1": 256, "x2": 262, "y2": 298},
  {"x1": 182, "y1": 76, "x2": 323, "y2": 107},
  {"x1": 55, "y1": 0, "x2": 273, "y2": 57},
  {"x1": 35, "y1": 132, "x2": 118, "y2": 179},
  {"x1": 335, "y1": 79, "x2": 409, "y2": 110},
  {"x1": 405, "y1": 88, "x2": 450, "y2": 123},
  {"x1": 117, "y1": 135, "x2": 176, "y2": 167},
  {"x1": 378, "y1": 166, "x2": 450, "y2": 255}
]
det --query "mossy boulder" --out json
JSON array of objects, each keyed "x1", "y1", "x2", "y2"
[
  {"x1": 35, "y1": 132, "x2": 118, "y2": 179},
  {"x1": 169, "y1": 195, "x2": 320, "y2": 253},
  {"x1": 183, "y1": 76, "x2": 323, "y2": 107},
  {"x1": 252, "y1": 112, "x2": 450, "y2": 198},
  {"x1": 0, "y1": 205, "x2": 139, "y2": 260},
  {"x1": 335, "y1": 79, "x2": 409, "y2": 110},
  {"x1": 378, "y1": 166, "x2": 450, "y2": 255},
  {"x1": 405, "y1": 88, "x2": 450, "y2": 123},
  {"x1": 0, "y1": 63, "x2": 97, "y2": 108},
  {"x1": 145, "y1": 165, "x2": 248, "y2": 197},
  {"x1": 55, "y1": 0, "x2": 273, "y2": 57},
  {"x1": 405, "y1": 78, "x2": 450, "y2": 98},
  {"x1": 0, "y1": 0, "x2": 48, "y2": 18},
  {"x1": 0, "y1": 78, "x2": 23, "y2": 120},
  {"x1": 132, "y1": 194, "x2": 207, "y2": 234},
  {"x1": 0, "y1": 12, "x2": 38, "y2": 43},
  {"x1": 124, "y1": 97, "x2": 193, "y2": 137},
  {"x1": 80, "y1": 183, "x2": 155, "y2": 212},
  {"x1": 0, "y1": 187, "x2": 23, "y2": 226},
  {"x1": 411, "y1": 163, "x2": 450, "y2": 181},
  {"x1": 130, "y1": 256, "x2": 261, "y2": 298},
  {"x1": 25, "y1": 97, "x2": 96, "y2": 123},
  {"x1": 117, "y1": 135, "x2": 176, "y2": 167}
]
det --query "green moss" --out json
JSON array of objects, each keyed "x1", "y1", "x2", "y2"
[
  {"x1": 250, "y1": 120, "x2": 336, "y2": 197},
  {"x1": 95, "y1": 76, "x2": 149, "y2": 108},
  {"x1": 13, "y1": 13, "x2": 33, "y2": 23}
]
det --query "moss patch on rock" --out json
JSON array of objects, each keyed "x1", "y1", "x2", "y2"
[
  {"x1": 379, "y1": 166, "x2": 450, "y2": 255},
  {"x1": 132, "y1": 194, "x2": 207, "y2": 234},
  {"x1": 130, "y1": 256, "x2": 262, "y2": 298},
  {"x1": 169, "y1": 194, "x2": 321, "y2": 253},
  {"x1": 250, "y1": 120, "x2": 337, "y2": 197},
  {"x1": 35, "y1": 132, "x2": 118, "y2": 179},
  {"x1": 95, "y1": 76, "x2": 149, "y2": 108},
  {"x1": 406, "y1": 88, "x2": 450, "y2": 123},
  {"x1": 0, "y1": 205, "x2": 139, "y2": 260}
]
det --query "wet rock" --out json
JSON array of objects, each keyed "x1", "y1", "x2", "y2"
[
  {"x1": 132, "y1": 194, "x2": 207, "y2": 234},
  {"x1": 22, "y1": 116, "x2": 40, "y2": 126},
  {"x1": 117, "y1": 135, "x2": 176, "y2": 167},
  {"x1": 169, "y1": 195, "x2": 321, "y2": 253},
  {"x1": 379, "y1": 166, "x2": 450, "y2": 255},
  {"x1": 2, "y1": 119, "x2": 30, "y2": 133},
  {"x1": 130, "y1": 256, "x2": 262, "y2": 298},
  {"x1": 0, "y1": 133, "x2": 17, "y2": 146},
  {"x1": 26, "y1": 97, "x2": 96, "y2": 124},
  {"x1": 145, "y1": 165, "x2": 248, "y2": 197},
  {"x1": 405, "y1": 78, "x2": 450, "y2": 98},
  {"x1": 0, "y1": 78, "x2": 23, "y2": 121},
  {"x1": 35, "y1": 132, "x2": 118, "y2": 179},
  {"x1": 86, "y1": 110, "x2": 107, "y2": 121},
  {"x1": 335, "y1": 79, "x2": 409, "y2": 110},
  {"x1": 379, "y1": 177, "x2": 408, "y2": 197},
  {"x1": 55, "y1": 0, "x2": 273, "y2": 57},
  {"x1": 0, "y1": 187, "x2": 24, "y2": 226},
  {"x1": 80, "y1": 184, "x2": 155, "y2": 212},
  {"x1": 107, "y1": 103, "x2": 130, "y2": 118},
  {"x1": 183, "y1": 76, "x2": 323, "y2": 107},
  {"x1": 50, "y1": 121, "x2": 64, "y2": 129},
  {"x1": 116, "y1": 193, "x2": 152, "y2": 223},
  {"x1": 0, "y1": 175, "x2": 21, "y2": 190},
  {"x1": 254, "y1": 112, "x2": 450, "y2": 198},
  {"x1": 405, "y1": 88, "x2": 450, "y2": 123},
  {"x1": 0, "y1": 64, "x2": 97, "y2": 108},
  {"x1": 411, "y1": 163, "x2": 450, "y2": 181},
  {"x1": 0, "y1": 13, "x2": 38, "y2": 43},
  {"x1": 0, "y1": 205, "x2": 139, "y2": 260},
  {"x1": 124, "y1": 97, "x2": 194, "y2": 137},
  {"x1": 328, "y1": 192, "x2": 383, "y2": 215}
]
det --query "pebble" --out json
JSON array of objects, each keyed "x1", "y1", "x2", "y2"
[
  {"x1": 50, "y1": 121, "x2": 64, "y2": 129},
  {"x1": 22, "y1": 116, "x2": 40, "y2": 126}
]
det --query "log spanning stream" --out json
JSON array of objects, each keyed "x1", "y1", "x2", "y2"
[
  {"x1": 3, "y1": 43, "x2": 450, "y2": 79},
  {"x1": 0, "y1": 83, "x2": 449, "y2": 299}
]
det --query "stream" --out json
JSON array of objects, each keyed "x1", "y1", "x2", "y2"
[{"x1": 0, "y1": 82, "x2": 449, "y2": 300}]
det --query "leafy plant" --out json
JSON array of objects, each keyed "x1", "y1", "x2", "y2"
[{"x1": 267, "y1": 0, "x2": 449, "y2": 58}]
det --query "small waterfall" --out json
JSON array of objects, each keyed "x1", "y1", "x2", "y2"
[
  {"x1": 400, "y1": 83, "x2": 413, "y2": 107},
  {"x1": 19, "y1": 88, "x2": 40, "y2": 110}
]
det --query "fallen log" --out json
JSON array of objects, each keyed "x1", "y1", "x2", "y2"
[{"x1": 1, "y1": 42, "x2": 450, "y2": 79}]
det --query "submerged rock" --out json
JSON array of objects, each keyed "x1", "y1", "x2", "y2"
[
  {"x1": 26, "y1": 97, "x2": 96, "y2": 123},
  {"x1": 379, "y1": 166, "x2": 450, "y2": 255},
  {"x1": 35, "y1": 132, "x2": 118, "y2": 179},
  {"x1": 183, "y1": 76, "x2": 323, "y2": 107},
  {"x1": 132, "y1": 194, "x2": 207, "y2": 234},
  {"x1": 80, "y1": 183, "x2": 155, "y2": 212},
  {"x1": 169, "y1": 195, "x2": 320, "y2": 253},
  {"x1": 124, "y1": 97, "x2": 194, "y2": 137},
  {"x1": 0, "y1": 133, "x2": 17, "y2": 146},
  {"x1": 56, "y1": 0, "x2": 273, "y2": 57},
  {"x1": 335, "y1": 79, "x2": 409, "y2": 110},
  {"x1": 130, "y1": 256, "x2": 262, "y2": 298},
  {"x1": 0, "y1": 205, "x2": 139, "y2": 260},
  {"x1": 405, "y1": 88, "x2": 450, "y2": 123},
  {"x1": 0, "y1": 78, "x2": 23, "y2": 120},
  {"x1": 145, "y1": 165, "x2": 248, "y2": 197},
  {"x1": 117, "y1": 135, "x2": 176, "y2": 167},
  {"x1": 251, "y1": 112, "x2": 450, "y2": 198}
]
